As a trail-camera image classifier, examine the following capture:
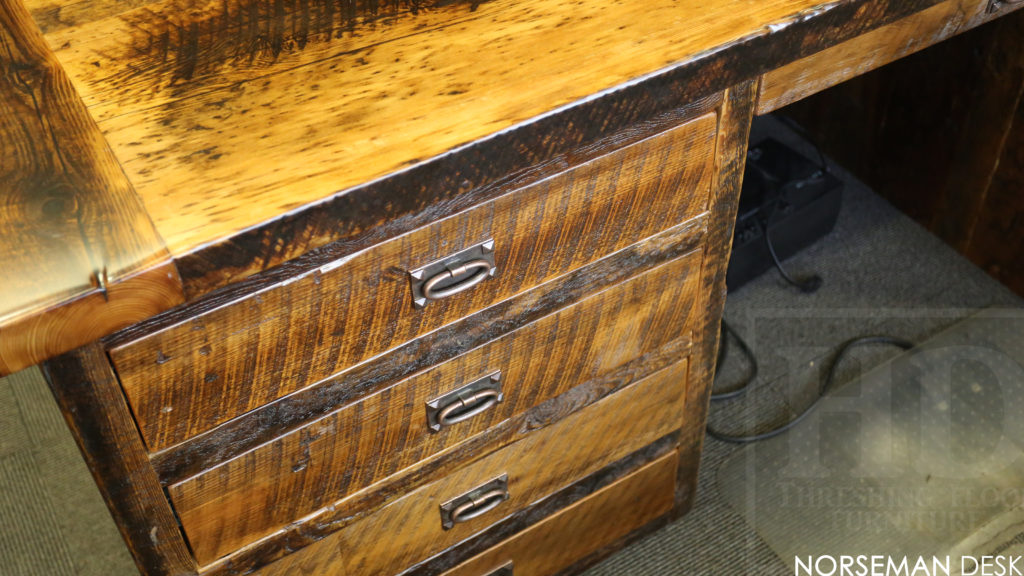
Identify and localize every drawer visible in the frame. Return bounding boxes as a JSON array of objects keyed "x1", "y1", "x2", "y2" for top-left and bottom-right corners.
[
  {"x1": 439, "y1": 450, "x2": 679, "y2": 576},
  {"x1": 168, "y1": 250, "x2": 701, "y2": 565},
  {"x1": 107, "y1": 114, "x2": 718, "y2": 452},
  {"x1": 240, "y1": 358, "x2": 689, "y2": 576}
]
